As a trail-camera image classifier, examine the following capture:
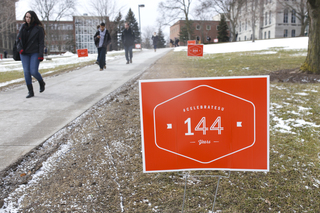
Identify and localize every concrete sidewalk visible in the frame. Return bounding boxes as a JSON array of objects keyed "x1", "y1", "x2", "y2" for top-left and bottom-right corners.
[{"x1": 0, "y1": 48, "x2": 171, "y2": 171}]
